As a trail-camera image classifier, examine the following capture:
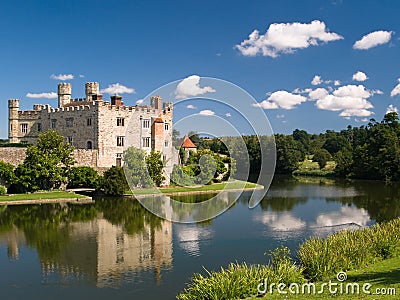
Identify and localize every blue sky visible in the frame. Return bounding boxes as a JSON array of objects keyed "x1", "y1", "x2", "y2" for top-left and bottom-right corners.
[{"x1": 1, "y1": 0, "x2": 400, "y2": 138}]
